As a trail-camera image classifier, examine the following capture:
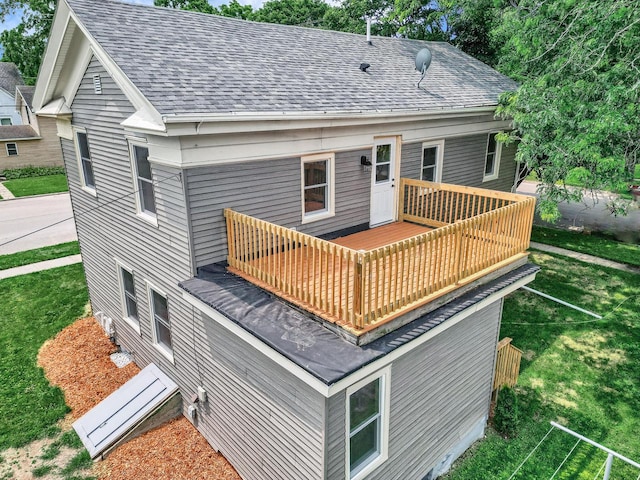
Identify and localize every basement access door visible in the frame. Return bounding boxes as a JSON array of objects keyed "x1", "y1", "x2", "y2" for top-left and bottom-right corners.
[{"x1": 73, "y1": 363, "x2": 179, "y2": 458}]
